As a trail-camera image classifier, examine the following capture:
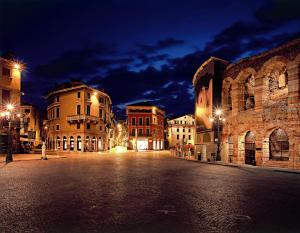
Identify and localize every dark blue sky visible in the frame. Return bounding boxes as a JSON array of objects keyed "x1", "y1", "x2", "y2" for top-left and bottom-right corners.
[{"x1": 1, "y1": 0, "x2": 300, "y2": 117}]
